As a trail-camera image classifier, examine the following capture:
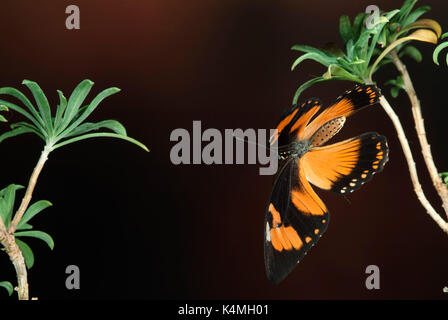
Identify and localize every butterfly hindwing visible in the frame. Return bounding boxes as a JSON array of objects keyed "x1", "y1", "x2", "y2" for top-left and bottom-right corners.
[
  {"x1": 264, "y1": 160, "x2": 330, "y2": 285},
  {"x1": 302, "y1": 132, "x2": 389, "y2": 194}
]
